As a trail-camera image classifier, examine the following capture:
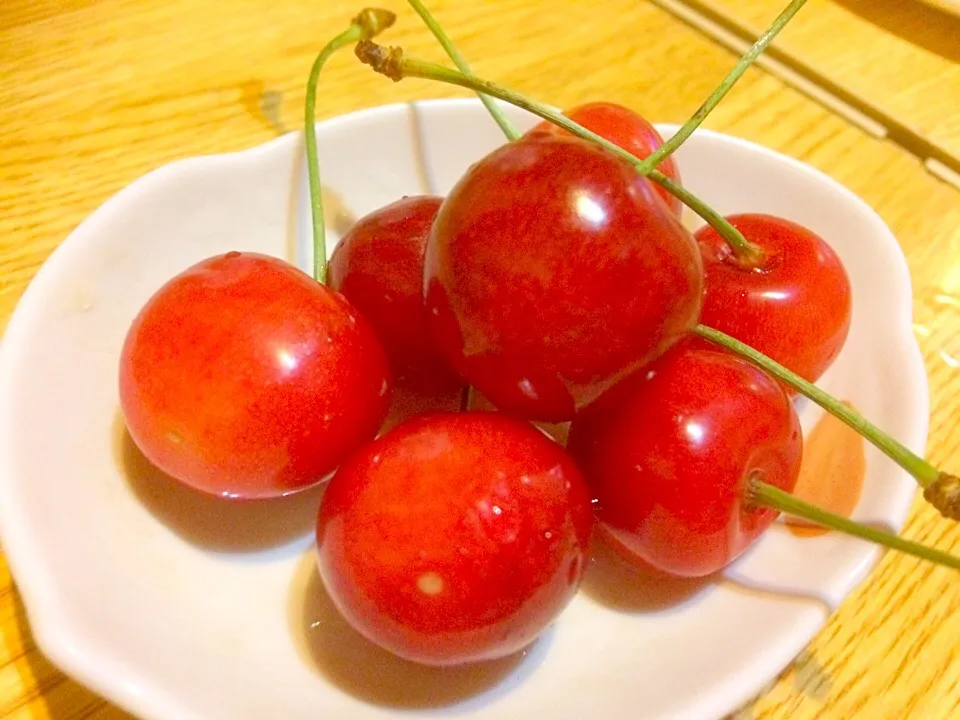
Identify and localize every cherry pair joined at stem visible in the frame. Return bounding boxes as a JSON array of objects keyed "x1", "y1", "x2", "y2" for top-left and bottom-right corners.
[
  {"x1": 117, "y1": 0, "x2": 960, "y2": 679},
  {"x1": 351, "y1": 33, "x2": 960, "y2": 521},
  {"x1": 298, "y1": 1, "x2": 960, "y2": 569},
  {"x1": 389, "y1": 1, "x2": 960, "y2": 542},
  {"x1": 290, "y1": 0, "x2": 960, "y2": 669}
]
